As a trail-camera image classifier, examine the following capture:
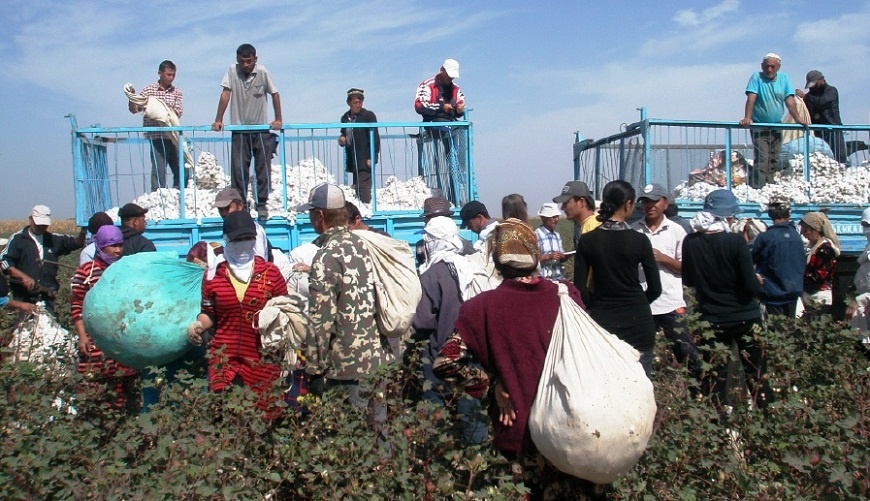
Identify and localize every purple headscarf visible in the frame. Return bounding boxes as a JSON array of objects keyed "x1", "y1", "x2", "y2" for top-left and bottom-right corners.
[{"x1": 94, "y1": 225, "x2": 123, "y2": 264}]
